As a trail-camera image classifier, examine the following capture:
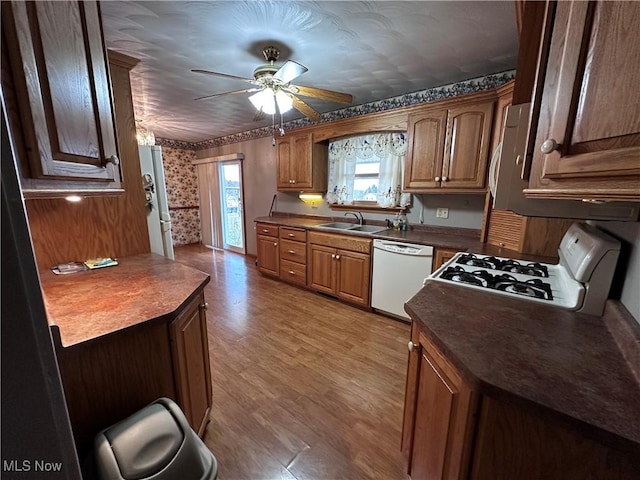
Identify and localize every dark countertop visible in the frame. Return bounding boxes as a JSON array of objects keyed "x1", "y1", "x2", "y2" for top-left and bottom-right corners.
[
  {"x1": 405, "y1": 281, "x2": 640, "y2": 454},
  {"x1": 255, "y1": 215, "x2": 557, "y2": 262},
  {"x1": 40, "y1": 253, "x2": 210, "y2": 348}
]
